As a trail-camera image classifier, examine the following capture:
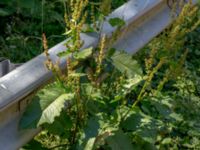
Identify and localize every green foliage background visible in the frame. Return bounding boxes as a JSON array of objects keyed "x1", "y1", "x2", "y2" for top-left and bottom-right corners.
[
  {"x1": 0, "y1": 0, "x2": 127, "y2": 63},
  {"x1": 0, "y1": 0, "x2": 67, "y2": 62}
]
